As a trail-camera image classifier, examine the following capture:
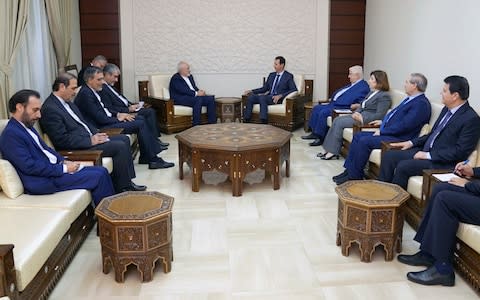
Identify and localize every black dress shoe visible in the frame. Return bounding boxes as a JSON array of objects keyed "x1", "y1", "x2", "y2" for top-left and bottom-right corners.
[
  {"x1": 332, "y1": 170, "x2": 348, "y2": 181},
  {"x1": 149, "y1": 158, "x2": 175, "y2": 169},
  {"x1": 301, "y1": 133, "x2": 319, "y2": 140},
  {"x1": 397, "y1": 251, "x2": 435, "y2": 267},
  {"x1": 158, "y1": 145, "x2": 168, "y2": 152},
  {"x1": 309, "y1": 138, "x2": 323, "y2": 146},
  {"x1": 158, "y1": 140, "x2": 170, "y2": 147},
  {"x1": 321, "y1": 153, "x2": 339, "y2": 160},
  {"x1": 122, "y1": 182, "x2": 147, "y2": 192},
  {"x1": 335, "y1": 175, "x2": 351, "y2": 185},
  {"x1": 407, "y1": 265, "x2": 455, "y2": 286},
  {"x1": 317, "y1": 152, "x2": 326, "y2": 158},
  {"x1": 260, "y1": 119, "x2": 268, "y2": 124}
]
